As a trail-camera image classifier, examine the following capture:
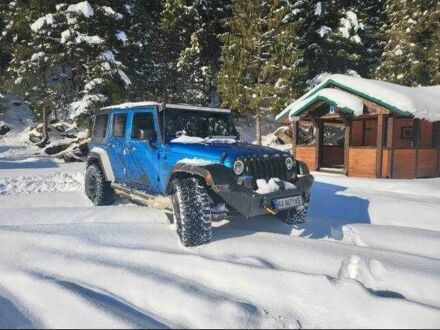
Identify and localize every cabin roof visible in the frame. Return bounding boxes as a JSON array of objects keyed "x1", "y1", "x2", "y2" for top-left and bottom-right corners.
[{"x1": 276, "y1": 74, "x2": 440, "y2": 122}]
